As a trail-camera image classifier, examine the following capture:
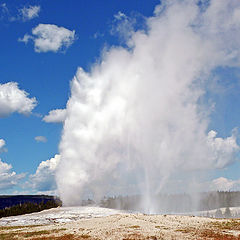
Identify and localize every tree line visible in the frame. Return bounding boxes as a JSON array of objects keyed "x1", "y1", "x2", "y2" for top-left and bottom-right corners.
[
  {"x1": 0, "y1": 200, "x2": 62, "y2": 218},
  {"x1": 98, "y1": 191, "x2": 240, "y2": 214}
]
